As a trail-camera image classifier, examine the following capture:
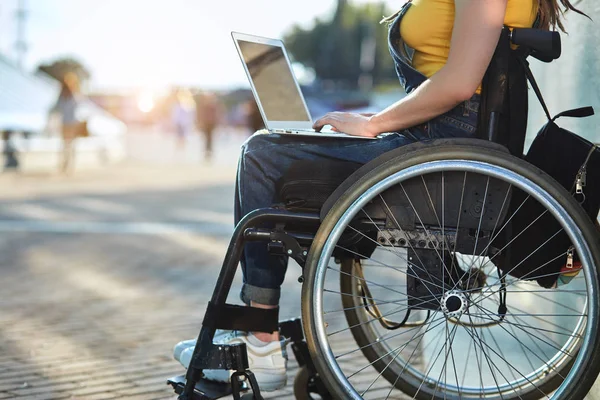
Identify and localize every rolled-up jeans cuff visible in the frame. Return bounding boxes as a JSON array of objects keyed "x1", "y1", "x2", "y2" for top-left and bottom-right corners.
[{"x1": 240, "y1": 283, "x2": 280, "y2": 306}]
